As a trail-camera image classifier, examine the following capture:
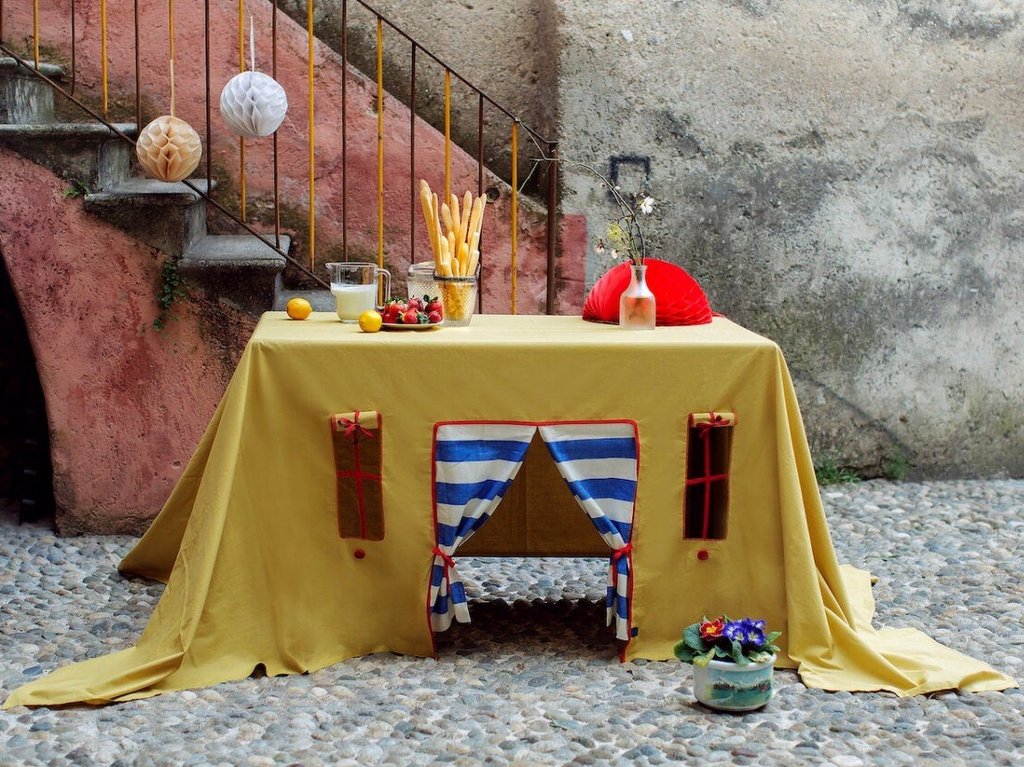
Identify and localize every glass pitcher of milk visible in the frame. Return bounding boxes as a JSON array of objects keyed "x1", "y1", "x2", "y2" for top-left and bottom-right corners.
[{"x1": 326, "y1": 262, "x2": 391, "y2": 322}]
